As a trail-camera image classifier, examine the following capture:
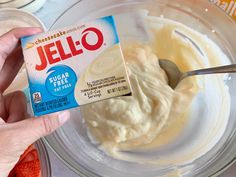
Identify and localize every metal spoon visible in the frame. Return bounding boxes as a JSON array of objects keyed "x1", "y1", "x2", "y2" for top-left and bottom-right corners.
[{"x1": 159, "y1": 59, "x2": 236, "y2": 89}]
